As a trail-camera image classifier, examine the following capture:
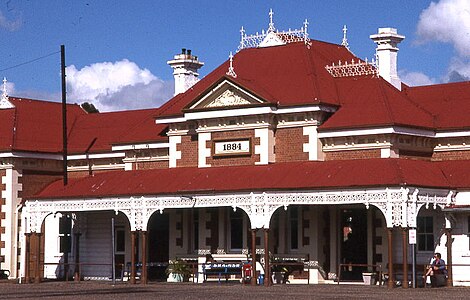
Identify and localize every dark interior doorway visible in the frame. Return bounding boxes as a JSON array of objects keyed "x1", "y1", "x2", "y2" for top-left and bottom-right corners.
[
  {"x1": 340, "y1": 208, "x2": 367, "y2": 281},
  {"x1": 147, "y1": 212, "x2": 169, "y2": 281}
]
